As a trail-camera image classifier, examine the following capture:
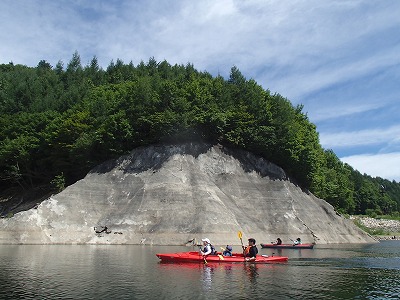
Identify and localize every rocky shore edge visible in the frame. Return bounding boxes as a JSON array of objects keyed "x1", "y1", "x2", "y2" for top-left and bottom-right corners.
[{"x1": 350, "y1": 216, "x2": 400, "y2": 241}]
